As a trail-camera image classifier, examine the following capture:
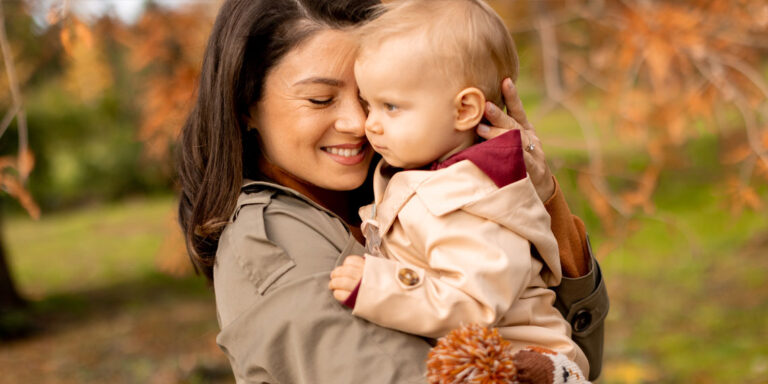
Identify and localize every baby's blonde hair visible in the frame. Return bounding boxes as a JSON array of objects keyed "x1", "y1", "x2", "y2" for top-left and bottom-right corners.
[{"x1": 356, "y1": 0, "x2": 518, "y2": 106}]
